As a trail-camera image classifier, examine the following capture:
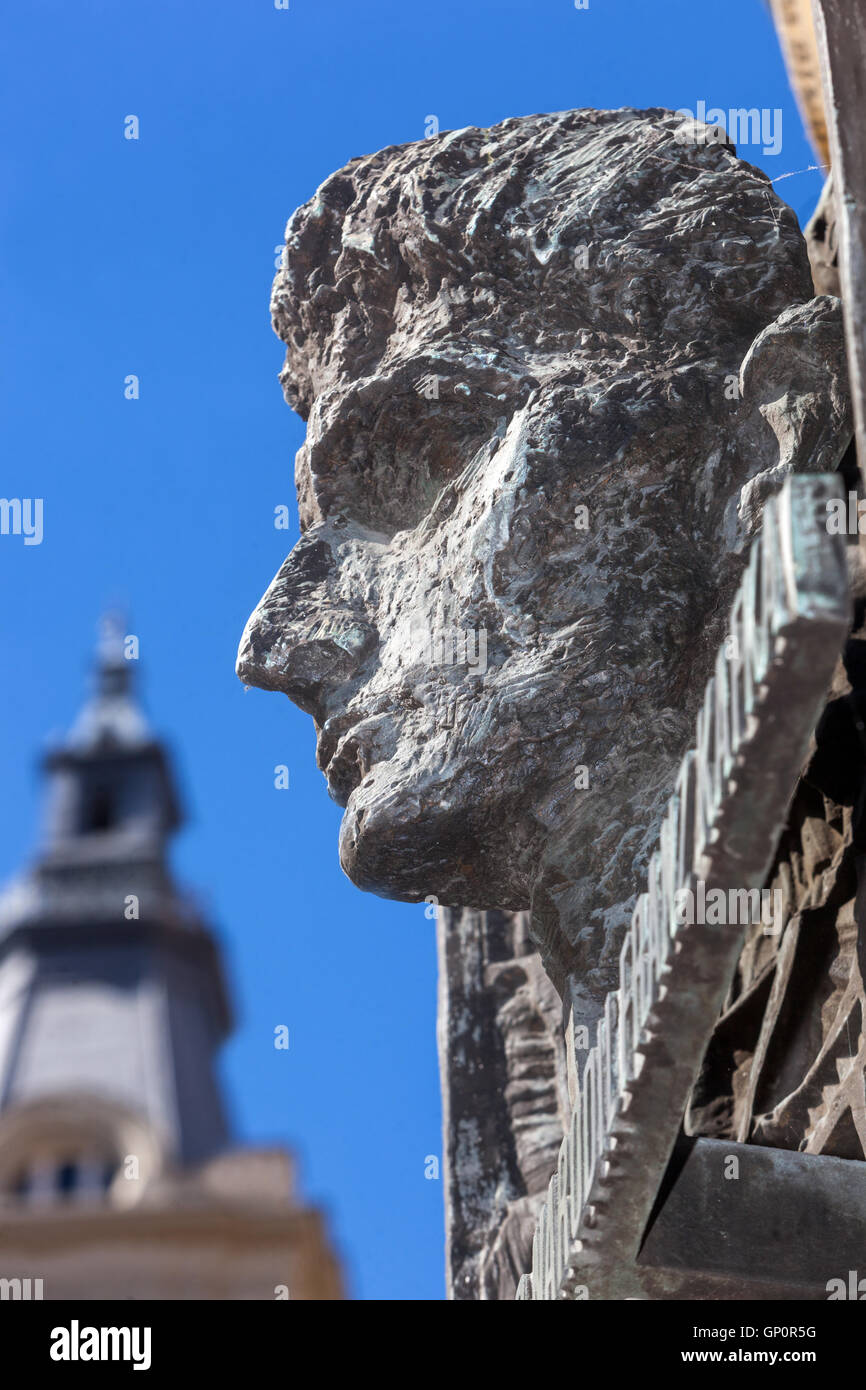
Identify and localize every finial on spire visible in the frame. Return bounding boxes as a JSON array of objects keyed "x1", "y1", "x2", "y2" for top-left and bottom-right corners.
[{"x1": 96, "y1": 611, "x2": 132, "y2": 699}]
